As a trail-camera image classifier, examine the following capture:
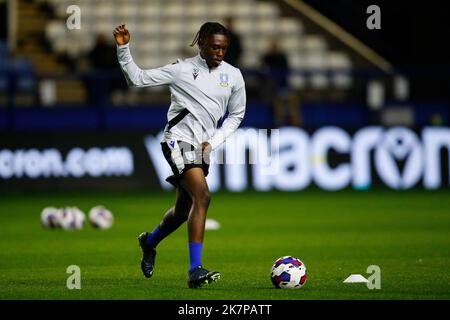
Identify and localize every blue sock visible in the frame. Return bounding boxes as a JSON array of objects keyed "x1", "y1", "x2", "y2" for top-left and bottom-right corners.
[
  {"x1": 189, "y1": 242, "x2": 203, "y2": 273},
  {"x1": 146, "y1": 225, "x2": 164, "y2": 248}
]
